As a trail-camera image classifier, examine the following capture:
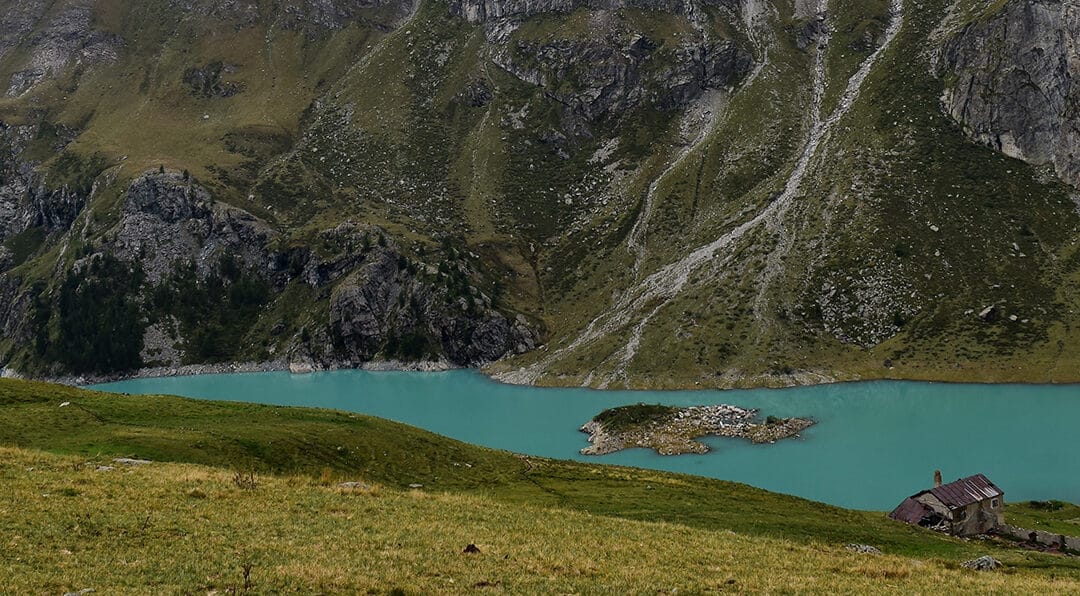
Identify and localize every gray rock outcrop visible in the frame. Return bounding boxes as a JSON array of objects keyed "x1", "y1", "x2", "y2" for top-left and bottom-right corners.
[
  {"x1": 183, "y1": 62, "x2": 244, "y2": 98},
  {"x1": 962, "y1": 555, "x2": 1002, "y2": 571},
  {"x1": 0, "y1": 121, "x2": 89, "y2": 244},
  {"x1": 165, "y1": 0, "x2": 413, "y2": 32},
  {"x1": 3, "y1": 0, "x2": 121, "y2": 96},
  {"x1": 0, "y1": 272, "x2": 32, "y2": 348},
  {"x1": 111, "y1": 171, "x2": 279, "y2": 283},
  {"x1": 941, "y1": 0, "x2": 1080, "y2": 187},
  {"x1": 450, "y1": 0, "x2": 687, "y2": 23},
  {"x1": 496, "y1": 35, "x2": 750, "y2": 129},
  {"x1": 329, "y1": 245, "x2": 537, "y2": 366}
]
